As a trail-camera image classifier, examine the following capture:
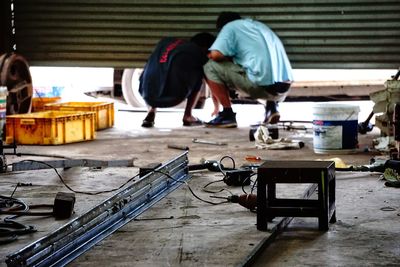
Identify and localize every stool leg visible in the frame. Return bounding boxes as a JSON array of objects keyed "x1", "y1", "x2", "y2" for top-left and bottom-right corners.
[
  {"x1": 257, "y1": 175, "x2": 268, "y2": 231},
  {"x1": 267, "y1": 182, "x2": 276, "y2": 222},
  {"x1": 329, "y1": 173, "x2": 337, "y2": 224},
  {"x1": 318, "y1": 171, "x2": 329, "y2": 231},
  {"x1": 329, "y1": 210, "x2": 337, "y2": 223}
]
